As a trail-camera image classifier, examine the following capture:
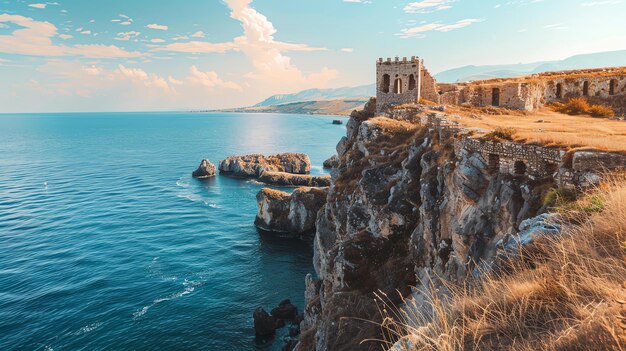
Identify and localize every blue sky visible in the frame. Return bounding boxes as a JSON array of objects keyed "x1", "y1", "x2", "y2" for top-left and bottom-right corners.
[{"x1": 0, "y1": 0, "x2": 624, "y2": 112}]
